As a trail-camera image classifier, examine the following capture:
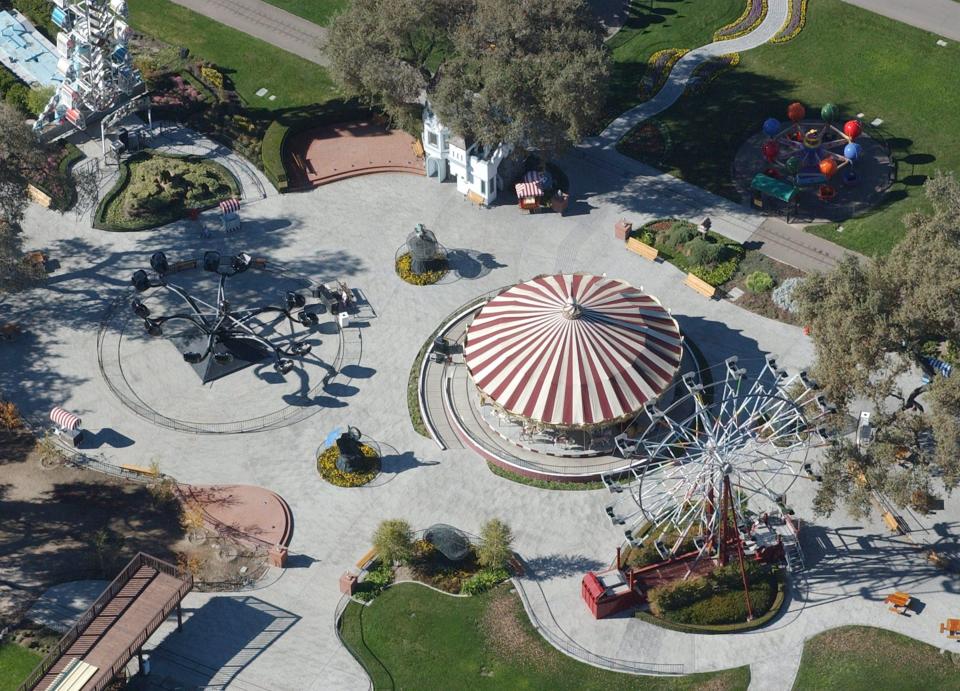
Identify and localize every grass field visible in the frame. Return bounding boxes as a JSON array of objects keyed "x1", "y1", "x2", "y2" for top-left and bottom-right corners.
[
  {"x1": 792, "y1": 626, "x2": 960, "y2": 690},
  {"x1": 260, "y1": 0, "x2": 348, "y2": 26},
  {"x1": 0, "y1": 643, "x2": 41, "y2": 691},
  {"x1": 604, "y1": 0, "x2": 743, "y2": 123},
  {"x1": 339, "y1": 582, "x2": 750, "y2": 690},
  {"x1": 128, "y1": 0, "x2": 339, "y2": 111},
  {"x1": 620, "y1": 0, "x2": 960, "y2": 256}
]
